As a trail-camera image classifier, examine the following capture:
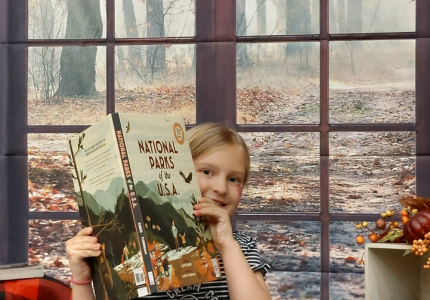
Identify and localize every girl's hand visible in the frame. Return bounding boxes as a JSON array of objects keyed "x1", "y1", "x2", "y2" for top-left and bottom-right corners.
[
  {"x1": 193, "y1": 197, "x2": 235, "y2": 253},
  {"x1": 66, "y1": 227, "x2": 101, "y2": 282}
]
